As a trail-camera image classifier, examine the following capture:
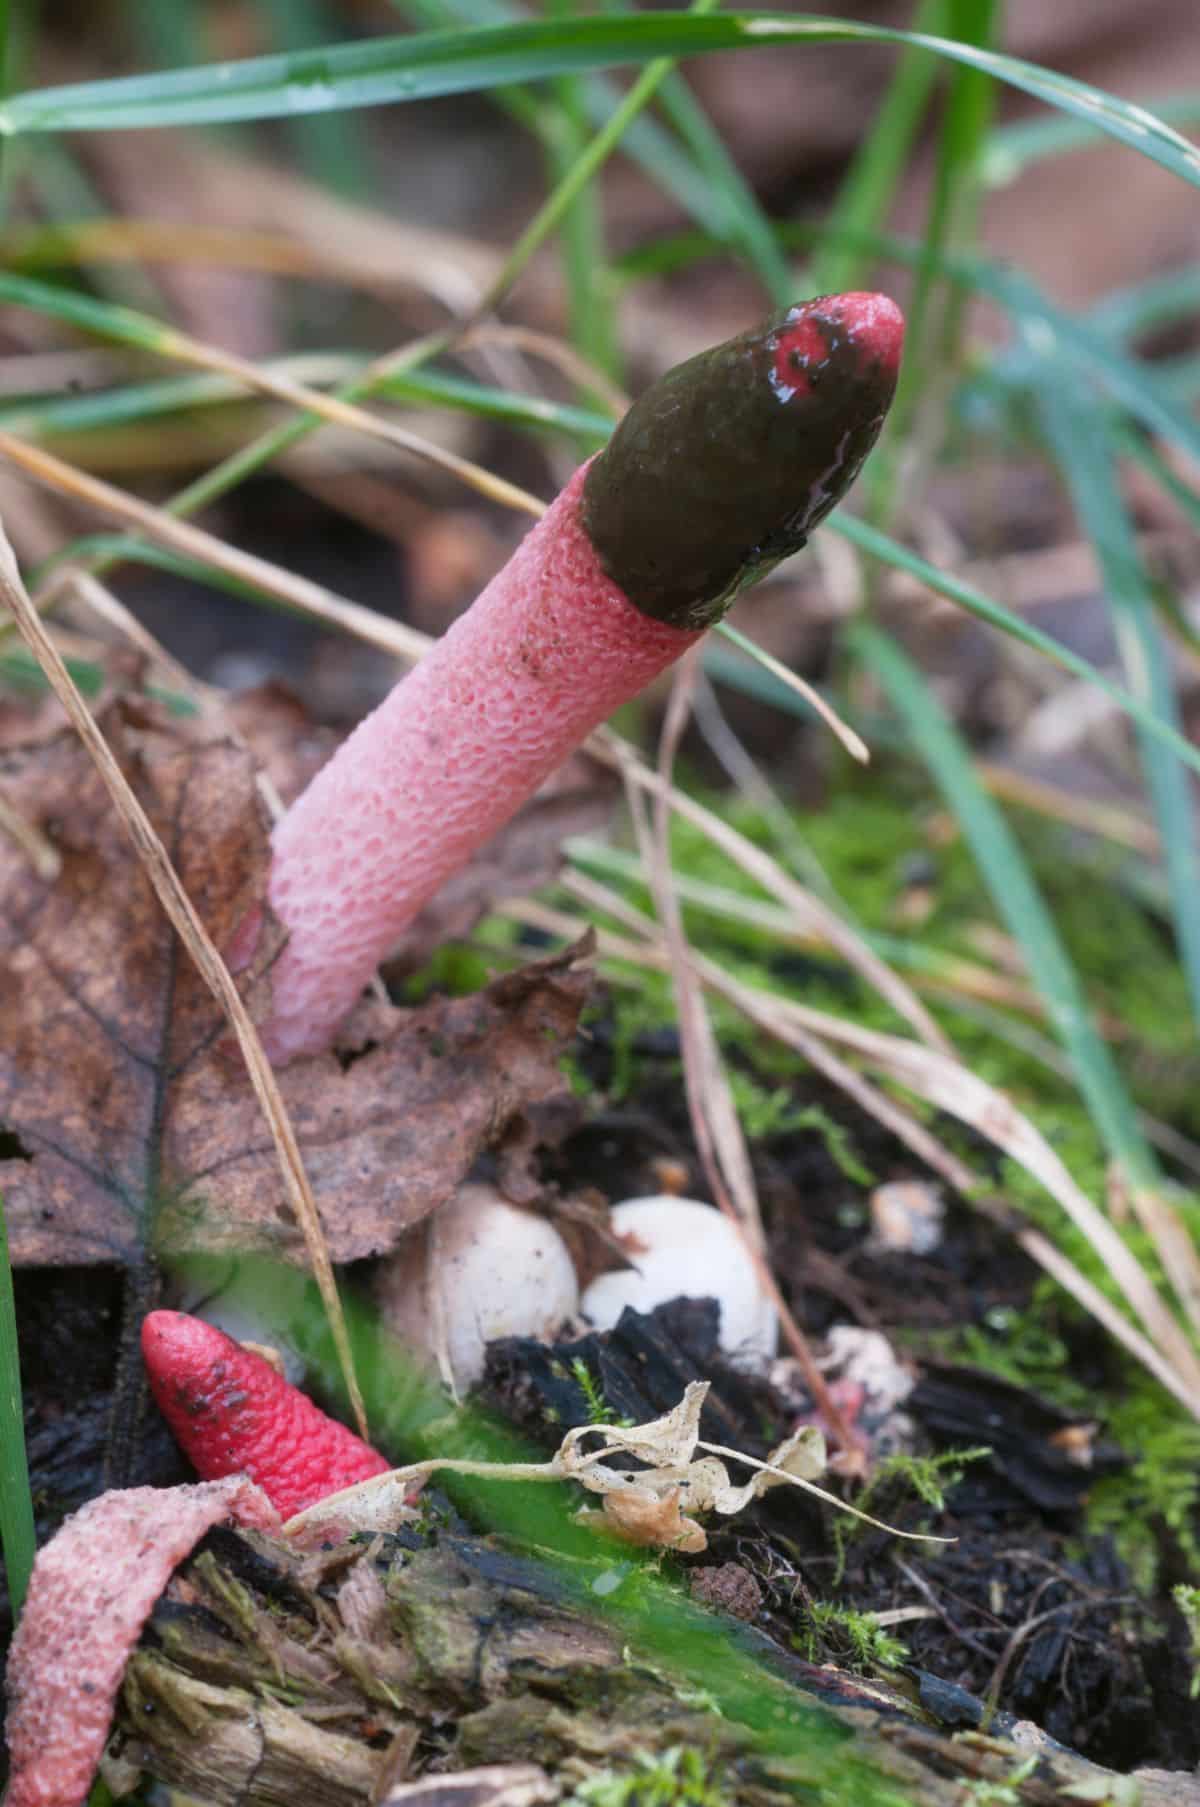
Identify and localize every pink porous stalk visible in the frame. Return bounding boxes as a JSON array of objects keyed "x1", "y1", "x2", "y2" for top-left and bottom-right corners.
[
  {"x1": 265, "y1": 464, "x2": 697, "y2": 1059},
  {"x1": 264, "y1": 293, "x2": 904, "y2": 1061},
  {"x1": 5, "y1": 1478, "x2": 279, "y2": 1807}
]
